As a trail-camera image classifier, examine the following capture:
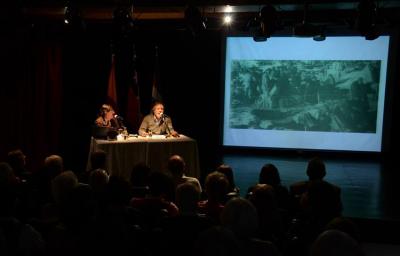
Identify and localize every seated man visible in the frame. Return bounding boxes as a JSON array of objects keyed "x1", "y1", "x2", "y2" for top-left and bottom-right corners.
[{"x1": 138, "y1": 101, "x2": 179, "y2": 137}]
